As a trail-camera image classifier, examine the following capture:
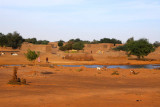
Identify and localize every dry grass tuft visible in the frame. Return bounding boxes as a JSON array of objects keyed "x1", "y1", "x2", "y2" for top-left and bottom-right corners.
[{"x1": 8, "y1": 67, "x2": 27, "y2": 85}]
